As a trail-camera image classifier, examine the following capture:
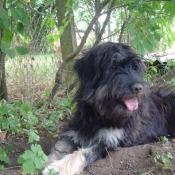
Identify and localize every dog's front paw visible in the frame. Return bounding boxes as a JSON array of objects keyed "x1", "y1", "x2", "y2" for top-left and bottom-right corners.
[{"x1": 42, "y1": 151, "x2": 85, "y2": 175}]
